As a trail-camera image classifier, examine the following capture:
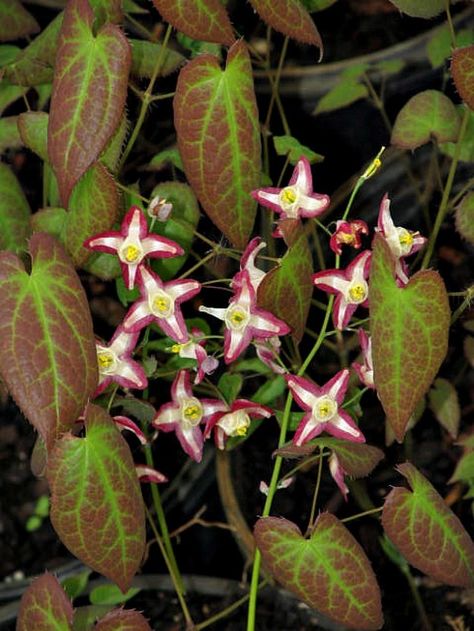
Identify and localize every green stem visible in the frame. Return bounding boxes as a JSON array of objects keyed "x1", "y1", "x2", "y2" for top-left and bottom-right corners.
[
  {"x1": 340, "y1": 506, "x2": 383, "y2": 523},
  {"x1": 421, "y1": 107, "x2": 470, "y2": 269},
  {"x1": 264, "y1": 36, "x2": 289, "y2": 132},
  {"x1": 402, "y1": 565, "x2": 432, "y2": 631},
  {"x1": 178, "y1": 249, "x2": 218, "y2": 279},
  {"x1": 195, "y1": 580, "x2": 267, "y2": 630},
  {"x1": 305, "y1": 447, "x2": 324, "y2": 536},
  {"x1": 445, "y1": 0, "x2": 457, "y2": 49},
  {"x1": 450, "y1": 286, "x2": 474, "y2": 324}
]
